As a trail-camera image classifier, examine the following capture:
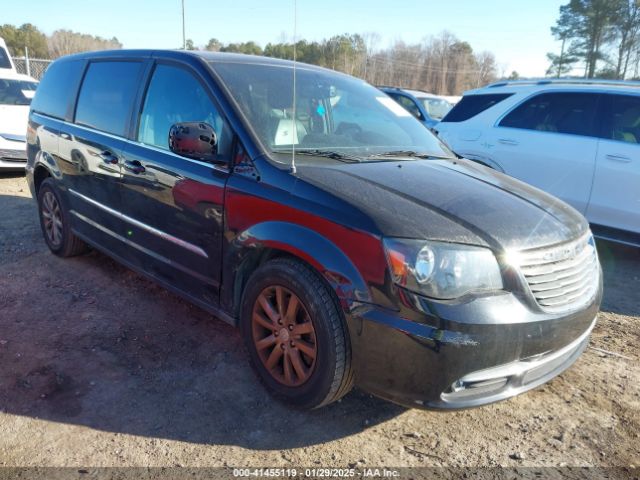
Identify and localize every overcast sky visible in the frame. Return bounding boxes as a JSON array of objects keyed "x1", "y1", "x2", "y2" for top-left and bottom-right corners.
[{"x1": 3, "y1": 0, "x2": 568, "y2": 77}]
